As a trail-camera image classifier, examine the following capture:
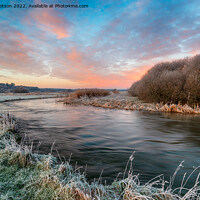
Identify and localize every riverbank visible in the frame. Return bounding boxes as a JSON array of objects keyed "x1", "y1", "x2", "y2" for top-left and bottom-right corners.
[
  {"x1": 64, "y1": 92, "x2": 200, "y2": 114},
  {"x1": 0, "y1": 92, "x2": 65, "y2": 103},
  {"x1": 1, "y1": 112, "x2": 198, "y2": 199}
]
